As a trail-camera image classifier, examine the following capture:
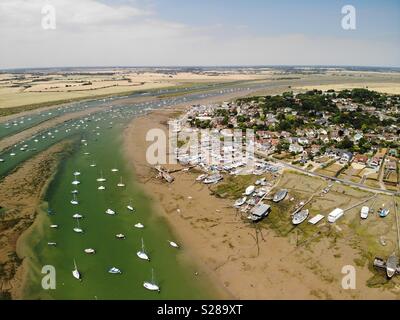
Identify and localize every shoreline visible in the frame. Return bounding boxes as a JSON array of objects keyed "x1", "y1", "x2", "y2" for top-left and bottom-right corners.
[{"x1": 123, "y1": 105, "x2": 399, "y2": 299}]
